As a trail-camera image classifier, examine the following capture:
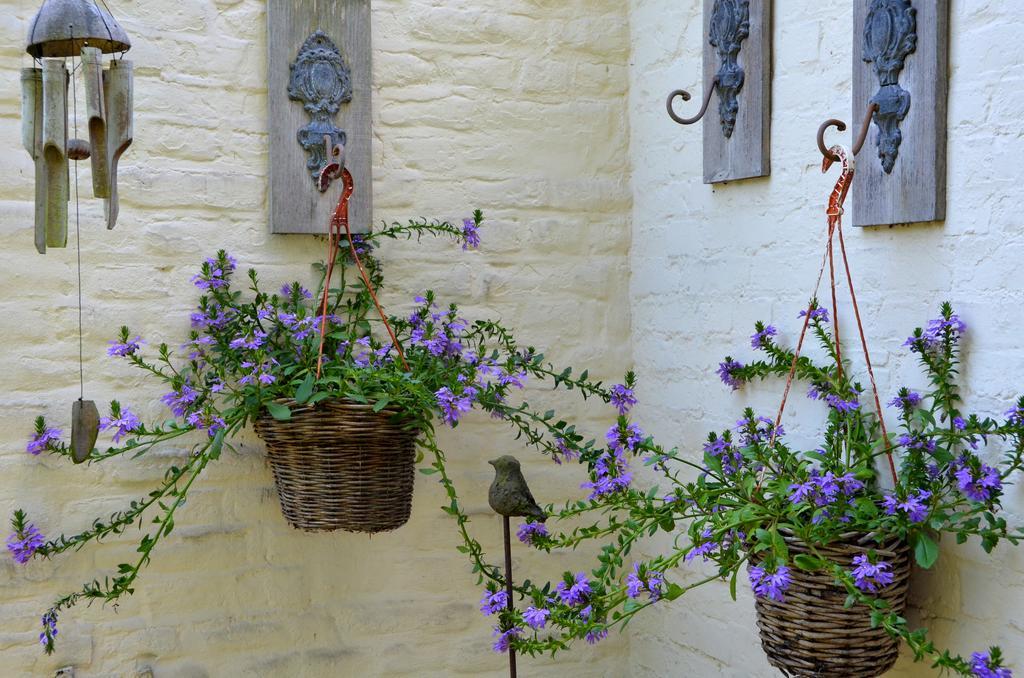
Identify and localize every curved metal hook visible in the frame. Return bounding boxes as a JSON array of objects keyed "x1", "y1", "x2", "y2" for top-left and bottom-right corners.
[
  {"x1": 817, "y1": 103, "x2": 880, "y2": 162},
  {"x1": 817, "y1": 119, "x2": 847, "y2": 163},
  {"x1": 666, "y1": 77, "x2": 718, "y2": 126}
]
